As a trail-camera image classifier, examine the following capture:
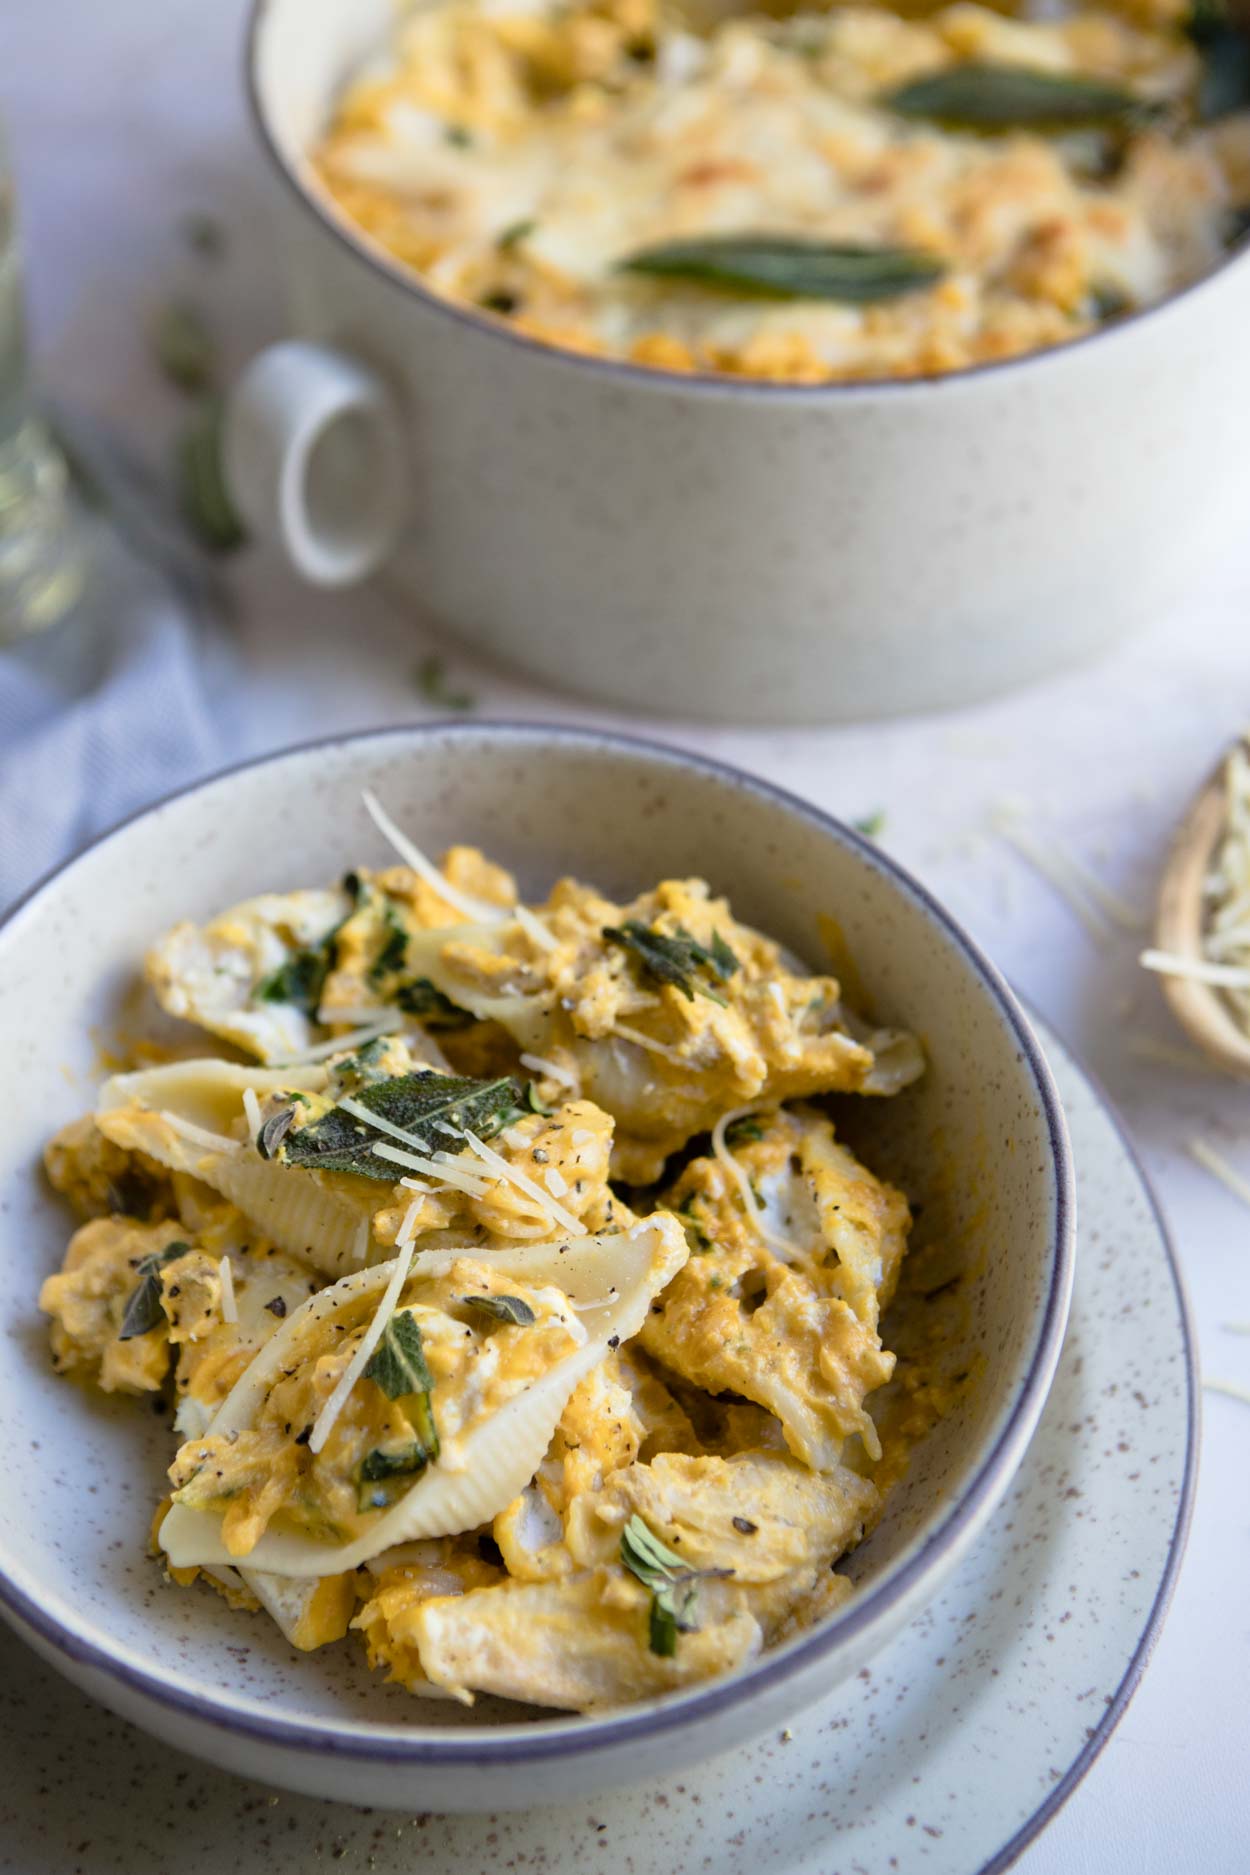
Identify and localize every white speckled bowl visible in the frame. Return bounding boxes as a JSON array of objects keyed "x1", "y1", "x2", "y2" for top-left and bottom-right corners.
[{"x1": 0, "y1": 723, "x2": 1074, "y2": 1810}]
